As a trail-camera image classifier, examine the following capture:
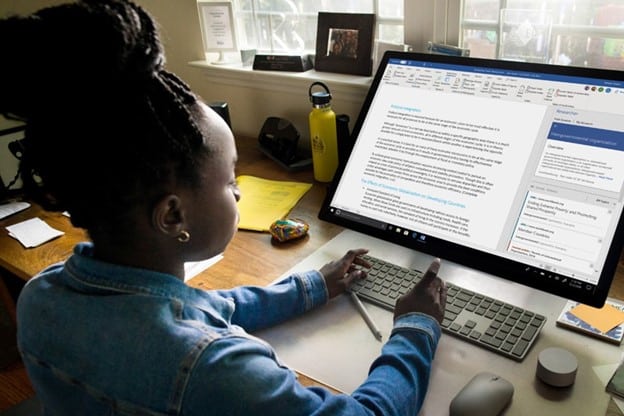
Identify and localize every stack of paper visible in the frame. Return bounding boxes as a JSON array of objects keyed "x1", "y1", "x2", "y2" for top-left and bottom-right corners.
[
  {"x1": 556, "y1": 299, "x2": 624, "y2": 344},
  {"x1": 236, "y1": 175, "x2": 312, "y2": 232},
  {"x1": 6, "y1": 217, "x2": 64, "y2": 248}
]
